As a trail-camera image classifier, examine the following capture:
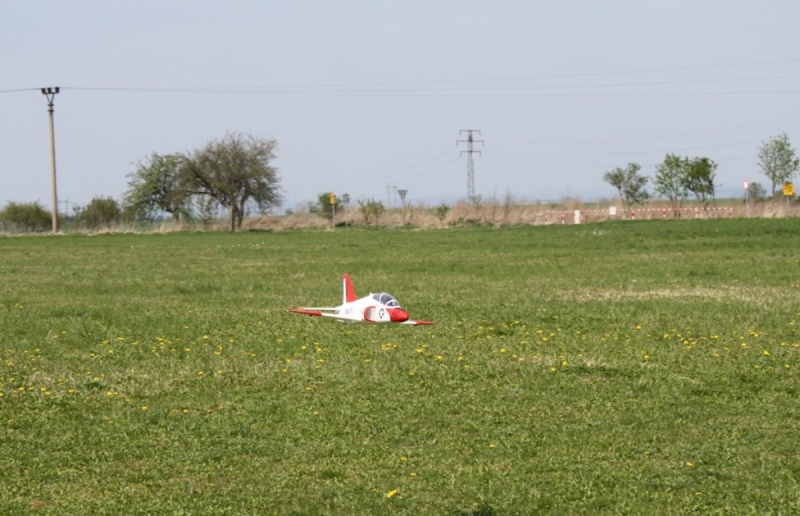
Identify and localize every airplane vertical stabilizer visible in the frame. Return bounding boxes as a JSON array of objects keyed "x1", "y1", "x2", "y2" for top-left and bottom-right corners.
[{"x1": 343, "y1": 274, "x2": 357, "y2": 303}]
